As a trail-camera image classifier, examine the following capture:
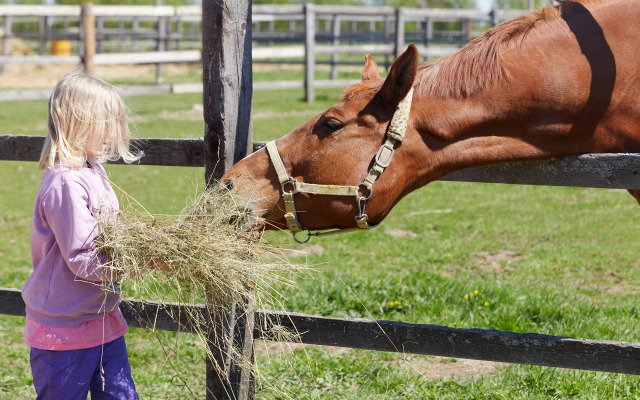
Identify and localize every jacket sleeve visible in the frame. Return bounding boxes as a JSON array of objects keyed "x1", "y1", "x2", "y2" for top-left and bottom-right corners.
[{"x1": 41, "y1": 180, "x2": 108, "y2": 283}]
